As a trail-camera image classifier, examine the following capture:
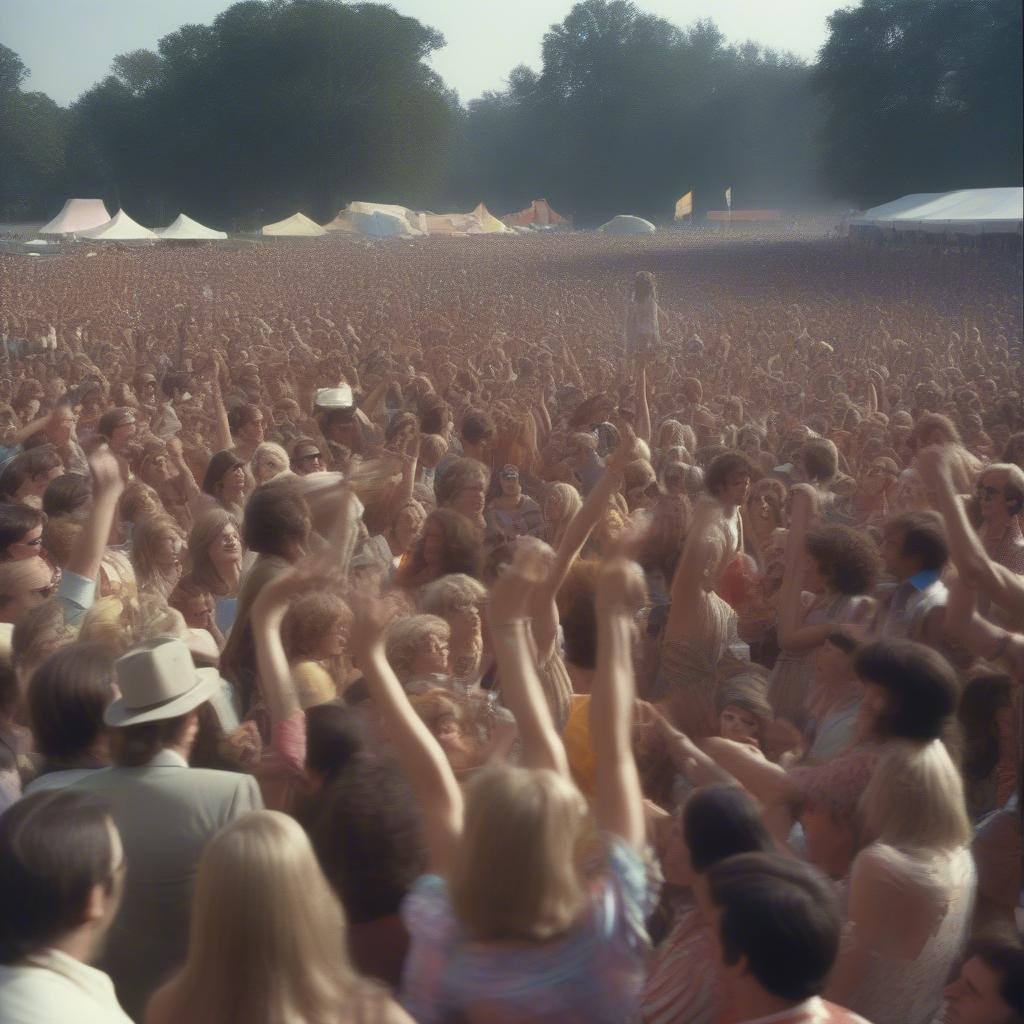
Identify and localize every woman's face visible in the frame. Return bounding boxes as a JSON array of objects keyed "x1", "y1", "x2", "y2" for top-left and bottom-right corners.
[
  {"x1": 208, "y1": 522, "x2": 242, "y2": 567},
  {"x1": 156, "y1": 529, "x2": 184, "y2": 568},
  {"x1": 499, "y1": 474, "x2": 521, "y2": 499},
  {"x1": 318, "y1": 613, "x2": 351, "y2": 659},
  {"x1": 719, "y1": 704, "x2": 758, "y2": 745},
  {"x1": 453, "y1": 481, "x2": 487, "y2": 519},
  {"x1": 221, "y1": 465, "x2": 247, "y2": 498},
  {"x1": 543, "y1": 492, "x2": 563, "y2": 523},
  {"x1": 414, "y1": 631, "x2": 450, "y2": 677},
  {"x1": 977, "y1": 472, "x2": 1011, "y2": 523},
  {"x1": 145, "y1": 454, "x2": 172, "y2": 483},
  {"x1": 864, "y1": 461, "x2": 895, "y2": 497},
  {"x1": 422, "y1": 521, "x2": 445, "y2": 568},
  {"x1": 255, "y1": 452, "x2": 286, "y2": 483},
  {"x1": 6, "y1": 523, "x2": 44, "y2": 561},
  {"x1": 856, "y1": 680, "x2": 889, "y2": 739}
]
